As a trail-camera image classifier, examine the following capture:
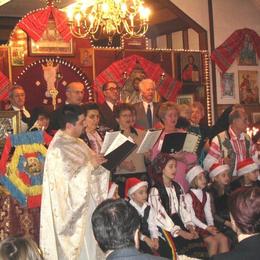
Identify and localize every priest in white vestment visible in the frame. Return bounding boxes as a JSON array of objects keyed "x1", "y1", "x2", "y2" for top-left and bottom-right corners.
[{"x1": 40, "y1": 105, "x2": 109, "y2": 260}]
